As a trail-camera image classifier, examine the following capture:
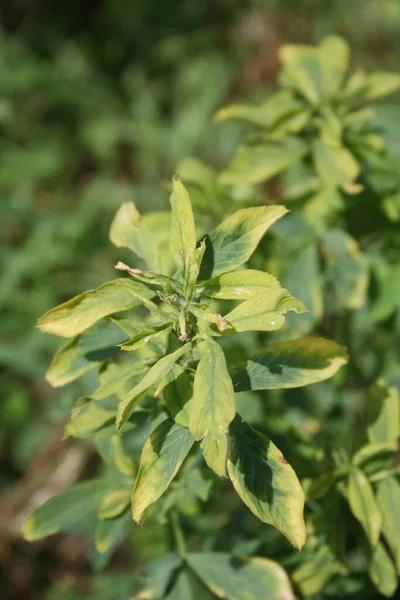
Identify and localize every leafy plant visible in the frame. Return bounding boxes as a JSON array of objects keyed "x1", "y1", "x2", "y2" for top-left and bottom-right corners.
[{"x1": 23, "y1": 179, "x2": 347, "y2": 597}]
